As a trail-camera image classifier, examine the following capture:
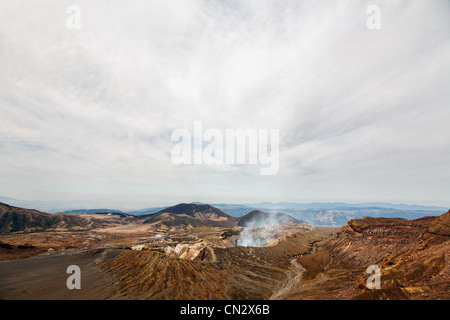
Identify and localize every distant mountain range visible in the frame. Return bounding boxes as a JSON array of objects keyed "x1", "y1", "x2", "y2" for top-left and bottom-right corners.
[
  {"x1": 0, "y1": 202, "x2": 310, "y2": 233},
  {"x1": 61, "y1": 209, "x2": 132, "y2": 218},
  {"x1": 139, "y1": 203, "x2": 311, "y2": 229},
  {"x1": 212, "y1": 201, "x2": 447, "y2": 213},
  {"x1": 140, "y1": 203, "x2": 239, "y2": 228},
  {"x1": 0, "y1": 202, "x2": 92, "y2": 233},
  {"x1": 0, "y1": 196, "x2": 448, "y2": 227},
  {"x1": 192, "y1": 202, "x2": 448, "y2": 226},
  {"x1": 244, "y1": 201, "x2": 447, "y2": 212},
  {"x1": 1, "y1": 199, "x2": 449, "y2": 236}
]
